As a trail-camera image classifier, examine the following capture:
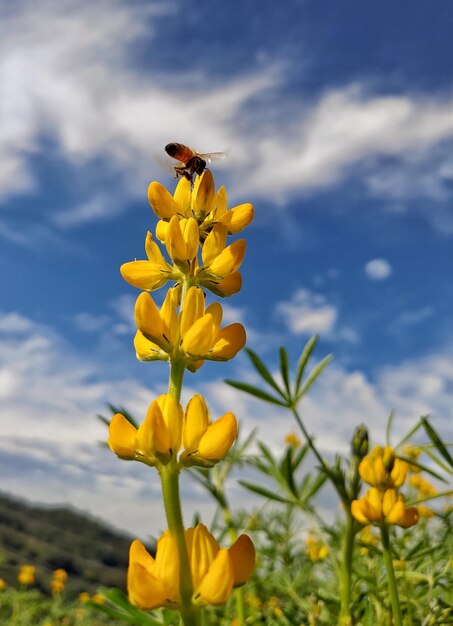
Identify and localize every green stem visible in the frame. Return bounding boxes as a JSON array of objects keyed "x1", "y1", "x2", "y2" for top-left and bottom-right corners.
[
  {"x1": 168, "y1": 359, "x2": 185, "y2": 403},
  {"x1": 339, "y1": 509, "x2": 354, "y2": 626},
  {"x1": 380, "y1": 523, "x2": 403, "y2": 626}
]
